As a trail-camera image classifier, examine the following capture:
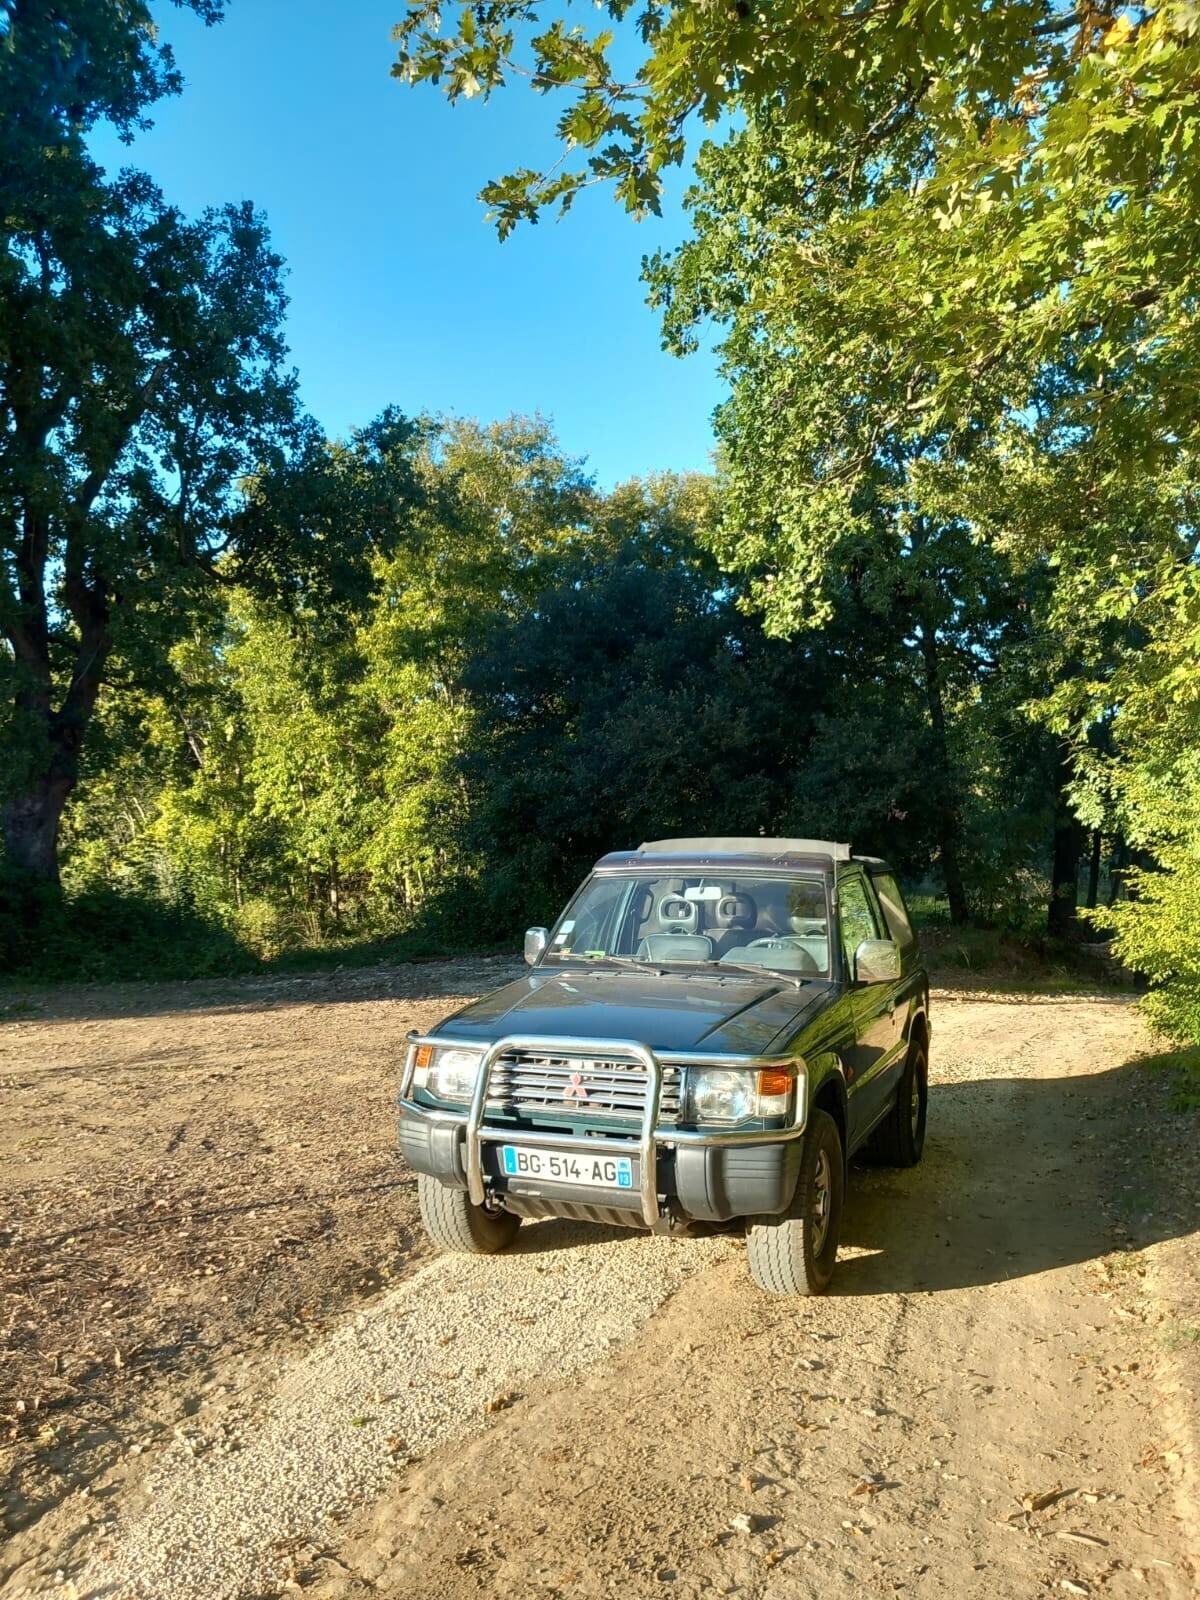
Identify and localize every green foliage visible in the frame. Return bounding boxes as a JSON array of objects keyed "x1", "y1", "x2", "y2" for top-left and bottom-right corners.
[
  {"x1": 56, "y1": 415, "x2": 605, "y2": 961},
  {"x1": 1103, "y1": 759, "x2": 1200, "y2": 1044},
  {"x1": 0, "y1": 1, "x2": 225, "y2": 144},
  {"x1": 455, "y1": 474, "x2": 772, "y2": 927},
  {"x1": 11, "y1": 0, "x2": 1197, "y2": 1015}
]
